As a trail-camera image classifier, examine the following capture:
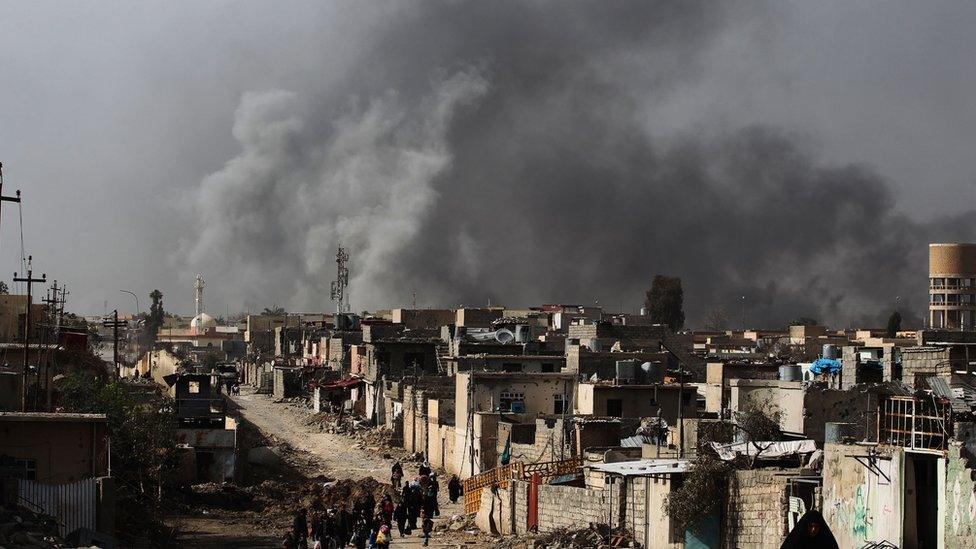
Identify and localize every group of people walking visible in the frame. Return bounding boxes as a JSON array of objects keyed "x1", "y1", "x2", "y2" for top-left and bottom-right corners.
[{"x1": 283, "y1": 461, "x2": 463, "y2": 548}]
